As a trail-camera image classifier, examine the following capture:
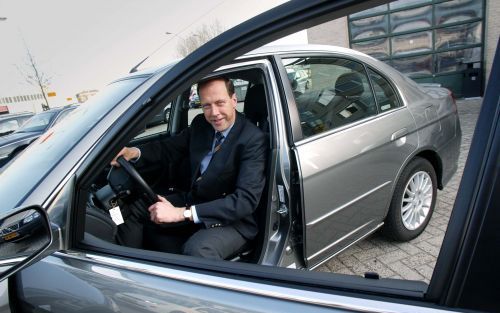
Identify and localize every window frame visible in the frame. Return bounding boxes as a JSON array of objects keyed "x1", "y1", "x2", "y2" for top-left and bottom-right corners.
[{"x1": 365, "y1": 65, "x2": 403, "y2": 114}]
